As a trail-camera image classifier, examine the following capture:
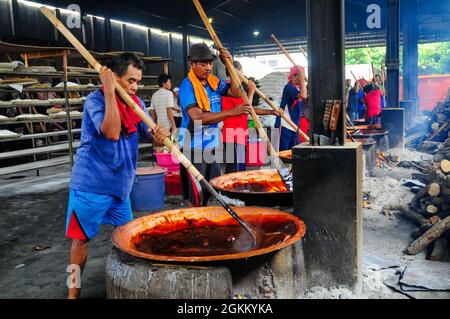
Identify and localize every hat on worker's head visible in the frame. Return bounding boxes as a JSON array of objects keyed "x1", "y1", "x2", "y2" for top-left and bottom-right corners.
[{"x1": 188, "y1": 43, "x2": 217, "y2": 62}]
